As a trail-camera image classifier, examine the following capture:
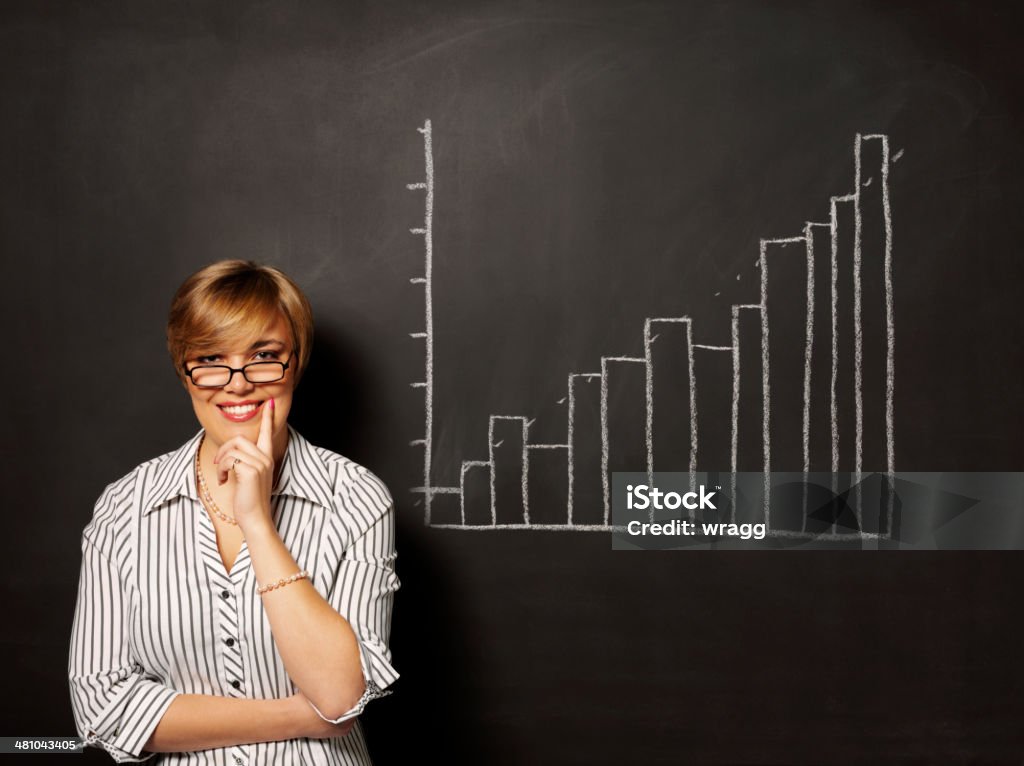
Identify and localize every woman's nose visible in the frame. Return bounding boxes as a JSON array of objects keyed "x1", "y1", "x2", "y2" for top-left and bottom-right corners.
[{"x1": 223, "y1": 369, "x2": 255, "y2": 393}]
